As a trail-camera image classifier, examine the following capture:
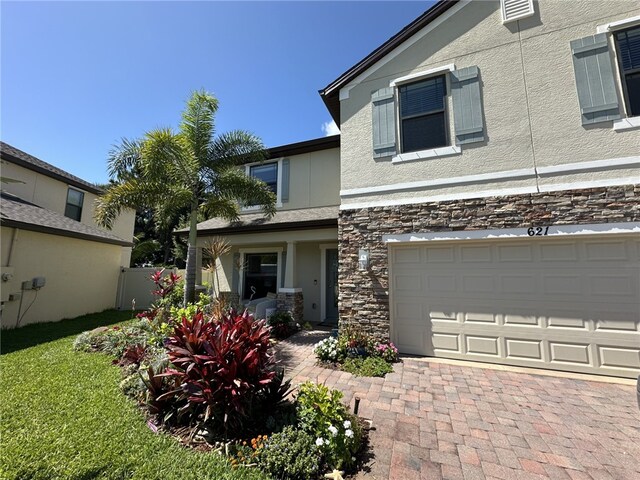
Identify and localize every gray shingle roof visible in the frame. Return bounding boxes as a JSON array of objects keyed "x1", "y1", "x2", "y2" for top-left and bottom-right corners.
[
  {"x1": 180, "y1": 205, "x2": 339, "y2": 235},
  {"x1": 0, "y1": 142, "x2": 103, "y2": 194},
  {"x1": 1, "y1": 192, "x2": 132, "y2": 246}
]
